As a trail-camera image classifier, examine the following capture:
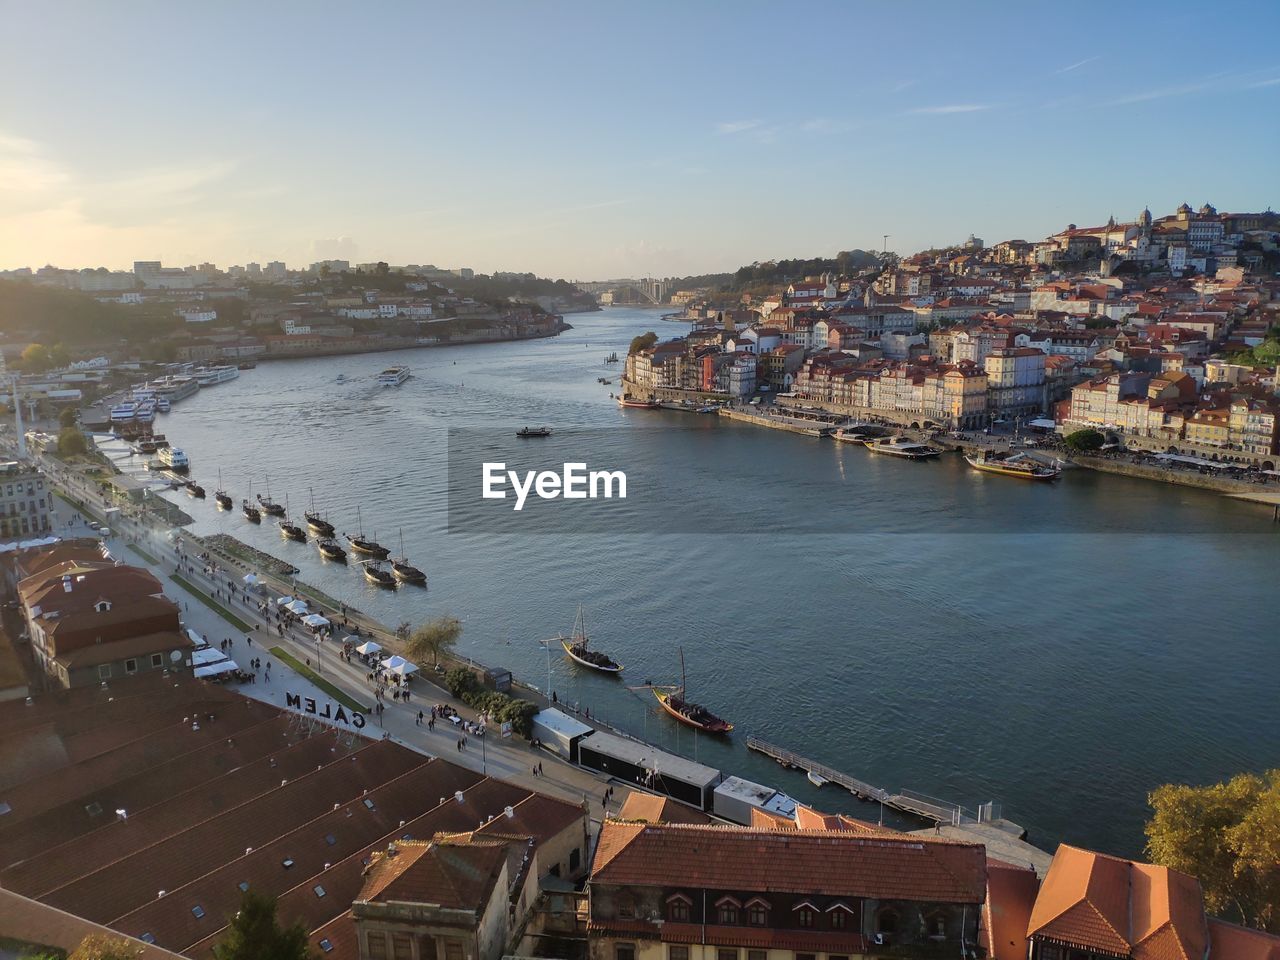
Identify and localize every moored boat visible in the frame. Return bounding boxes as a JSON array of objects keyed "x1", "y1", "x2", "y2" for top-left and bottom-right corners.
[
  {"x1": 516, "y1": 426, "x2": 552, "y2": 438},
  {"x1": 185, "y1": 481, "x2": 205, "y2": 499},
  {"x1": 214, "y1": 469, "x2": 232, "y2": 510},
  {"x1": 965, "y1": 451, "x2": 1061, "y2": 480},
  {"x1": 304, "y1": 487, "x2": 335, "y2": 535},
  {"x1": 651, "y1": 649, "x2": 732, "y2": 734},
  {"x1": 317, "y1": 538, "x2": 347, "y2": 562},
  {"x1": 157, "y1": 447, "x2": 189, "y2": 473},
  {"x1": 863, "y1": 436, "x2": 940, "y2": 459},
  {"x1": 362, "y1": 560, "x2": 397, "y2": 588},
  {"x1": 555, "y1": 605, "x2": 622, "y2": 674},
  {"x1": 390, "y1": 530, "x2": 426, "y2": 584},
  {"x1": 618, "y1": 396, "x2": 660, "y2": 409},
  {"x1": 278, "y1": 495, "x2": 307, "y2": 541},
  {"x1": 346, "y1": 507, "x2": 390, "y2": 558},
  {"x1": 242, "y1": 500, "x2": 262, "y2": 523},
  {"x1": 193, "y1": 365, "x2": 240, "y2": 386}
]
